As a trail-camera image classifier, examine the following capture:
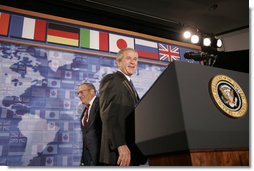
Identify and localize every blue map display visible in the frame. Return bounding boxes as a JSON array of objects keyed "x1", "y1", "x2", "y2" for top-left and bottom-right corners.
[{"x1": 0, "y1": 42, "x2": 168, "y2": 166}]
